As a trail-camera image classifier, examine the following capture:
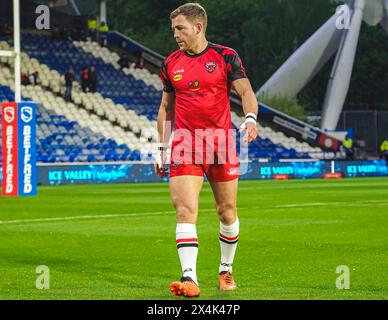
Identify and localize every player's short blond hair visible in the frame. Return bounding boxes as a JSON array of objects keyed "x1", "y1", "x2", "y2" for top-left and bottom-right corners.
[{"x1": 170, "y1": 3, "x2": 208, "y2": 33}]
